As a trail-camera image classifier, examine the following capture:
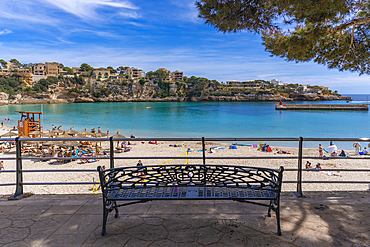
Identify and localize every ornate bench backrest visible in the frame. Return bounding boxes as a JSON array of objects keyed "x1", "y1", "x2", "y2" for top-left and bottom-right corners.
[{"x1": 97, "y1": 165, "x2": 284, "y2": 195}]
